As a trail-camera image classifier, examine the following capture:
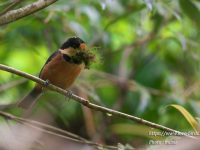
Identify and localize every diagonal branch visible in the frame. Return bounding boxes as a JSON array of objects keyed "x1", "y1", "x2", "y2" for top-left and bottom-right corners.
[
  {"x1": 0, "y1": 111, "x2": 119, "y2": 150},
  {"x1": 0, "y1": 0, "x2": 58, "y2": 26},
  {"x1": 0, "y1": 0, "x2": 22, "y2": 16},
  {"x1": 0, "y1": 64, "x2": 195, "y2": 138}
]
